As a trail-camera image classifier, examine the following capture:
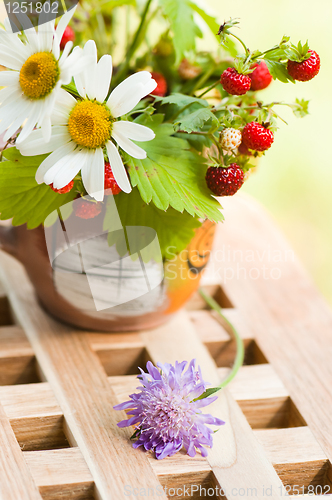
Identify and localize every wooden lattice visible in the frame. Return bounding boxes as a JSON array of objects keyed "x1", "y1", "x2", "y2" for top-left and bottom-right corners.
[{"x1": 0, "y1": 194, "x2": 331, "y2": 500}]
